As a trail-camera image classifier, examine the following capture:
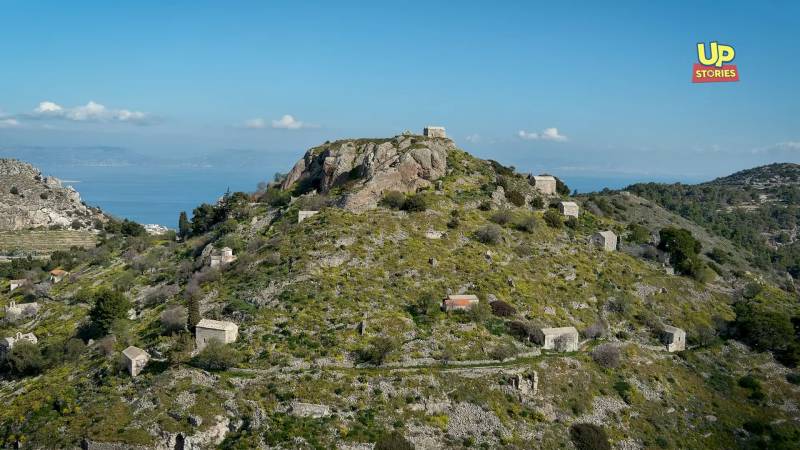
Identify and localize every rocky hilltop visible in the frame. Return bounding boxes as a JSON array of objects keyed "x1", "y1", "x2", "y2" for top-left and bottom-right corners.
[
  {"x1": 281, "y1": 134, "x2": 451, "y2": 211},
  {"x1": 0, "y1": 159, "x2": 106, "y2": 231},
  {"x1": 1, "y1": 139, "x2": 799, "y2": 449}
]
